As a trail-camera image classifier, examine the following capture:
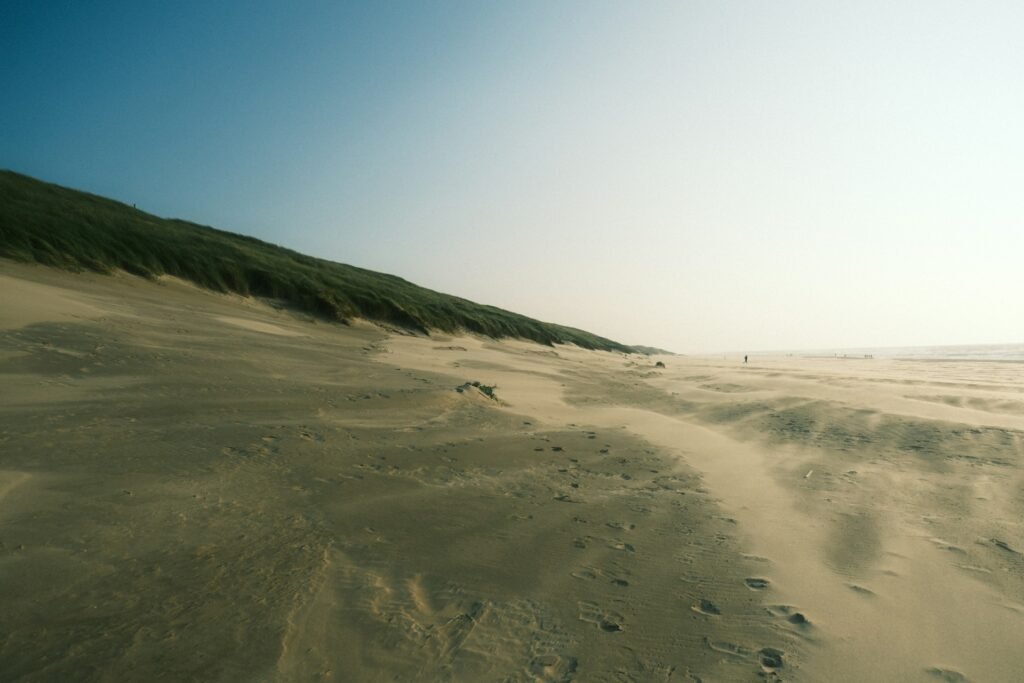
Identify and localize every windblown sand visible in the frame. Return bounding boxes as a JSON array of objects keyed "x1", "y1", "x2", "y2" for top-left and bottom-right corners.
[{"x1": 1, "y1": 261, "x2": 1022, "y2": 682}]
